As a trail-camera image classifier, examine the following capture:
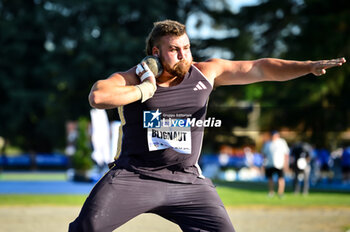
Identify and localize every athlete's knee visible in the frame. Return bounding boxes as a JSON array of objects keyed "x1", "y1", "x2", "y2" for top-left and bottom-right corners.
[
  {"x1": 219, "y1": 221, "x2": 236, "y2": 232},
  {"x1": 213, "y1": 216, "x2": 235, "y2": 232},
  {"x1": 212, "y1": 208, "x2": 235, "y2": 232},
  {"x1": 68, "y1": 219, "x2": 82, "y2": 232},
  {"x1": 68, "y1": 216, "x2": 106, "y2": 232}
]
